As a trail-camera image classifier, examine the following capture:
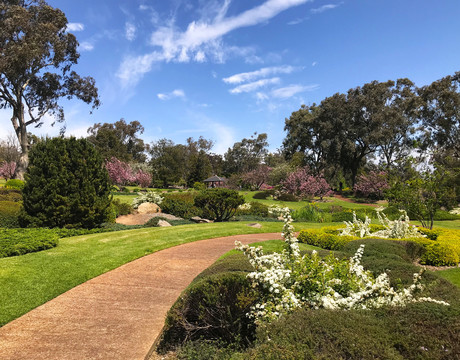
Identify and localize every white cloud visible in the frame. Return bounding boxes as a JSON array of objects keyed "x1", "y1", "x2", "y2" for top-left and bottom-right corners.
[
  {"x1": 67, "y1": 23, "x2": 85, "y2": 32},
  {"x1": 149, "y1": 0, "x2": 311, "y2": 63},
  {"x1": 256, "y1": 92, "x2": 269, "y2": 101},
  {"x1": 116, "y1": 52, "x2": 165, "y2": 88},
  {"x1": 157, "y1": 89, "x2": 186, "y2": 100},
  {"x1": 78, "y1": 42, "x2": 94, "y2": 52},
  {"x1": 311, "y1": 4, "x2": 340, "y2": 14},
  {"x1": 230, "y1": 78, "x2": 280, "y2": 94},
  {"x1": 223, "y1": 65, "x2": 298, "y2": 84},
  {"x1": 271, "y1": 84, "x2": 319, "y2": 98},
  {"x1": 312, "y1": 61, "x2": 318, "y2": 66},
  {"x1": 125, "y1": 22, "x2": 136, "y2": 41}
]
